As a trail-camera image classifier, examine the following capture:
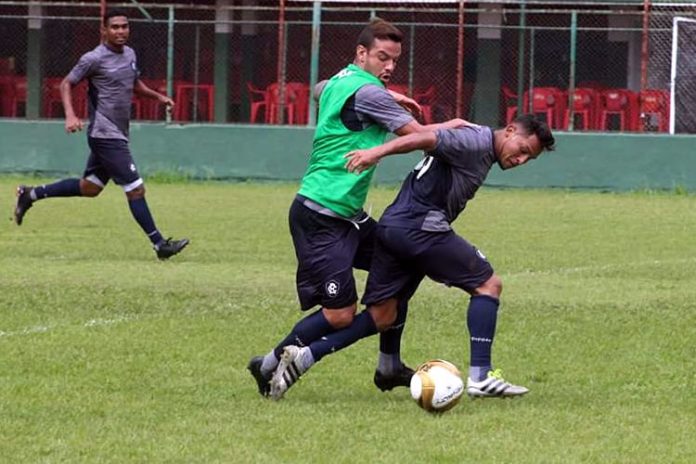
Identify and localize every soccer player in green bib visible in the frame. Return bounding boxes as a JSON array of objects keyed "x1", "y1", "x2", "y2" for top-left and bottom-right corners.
[{"x1": 248, "y1": 18, "x2": 468, "y2": 397}]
